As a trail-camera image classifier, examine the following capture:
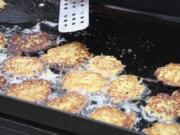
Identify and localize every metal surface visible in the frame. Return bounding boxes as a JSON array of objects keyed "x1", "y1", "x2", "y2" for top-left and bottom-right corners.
[
  {"x1": 92, "y1": 0, "x2": 180, "y2": 18},
  {"x1": 59, "y1": 0, "x2": 89, "y2": 32},
  {"x1": 1, "y1": 0, "x2": 180, "y2": 24},
  {"x1": 0, "y1": 0, "x2": 180, "y2": 135},
  {"x1": 0, "y1": 113, "x2": 75, "y2": 135},
  {"x1": 0, "y1": 0, "x2": 59, "y2": 24},
  {"x1": 0, "y1": 95, "x2": 139, "y2": 135}
]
